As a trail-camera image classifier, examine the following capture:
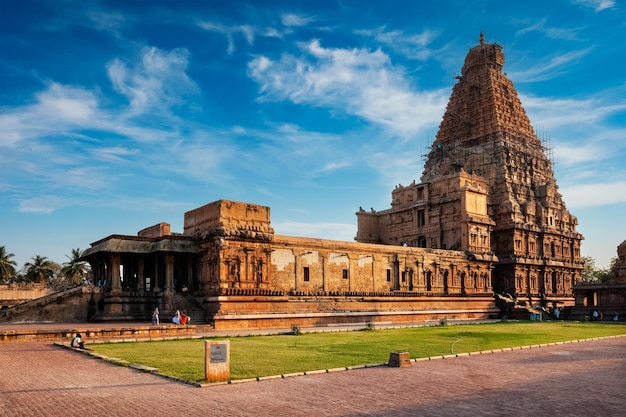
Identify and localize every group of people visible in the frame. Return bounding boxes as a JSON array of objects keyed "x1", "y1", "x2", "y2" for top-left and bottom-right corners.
[
  {"x1": 151, "y1": 307, "x2": 190, "y2": 326},
  {"x1": 592, "y1": 310, "x2": 619, "y2": 322},
  {"x1": 172, "y1": 309, "x2": 191, "y2": 325}
]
